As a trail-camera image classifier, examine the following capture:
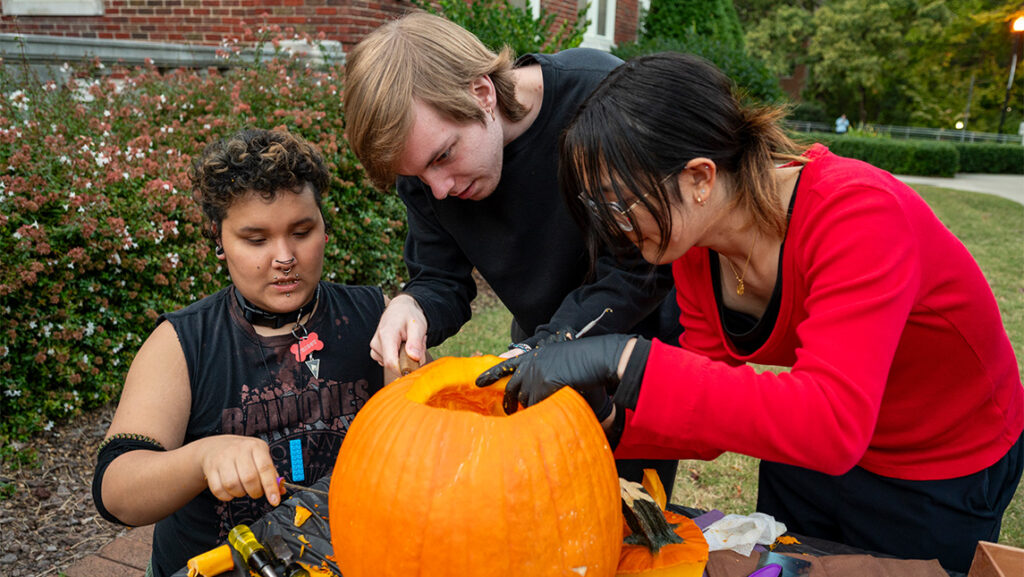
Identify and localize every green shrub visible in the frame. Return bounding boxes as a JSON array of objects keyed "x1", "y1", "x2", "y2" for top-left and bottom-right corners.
[
  {"x1": 789, "y1": 101, "x2": 831, "y2": 124},
  {"x1": 410, "y1": 0, "x2": 587, "y2": 54},
  {"x1": 641, "y1": 0, "x2": 744, "y2": 49},
  {"x1": 954, "y1": 142, "x2": 1024, "y2": 175},
  {"x1": 797, "y1": 132, "x2": 959, "y2": 177},
  {"x1": 613, "y1": 36, "x2": 784, "y2": 104},
  {"x1": 0, "y1": 40, "x2": 406, "y2": 448}
]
